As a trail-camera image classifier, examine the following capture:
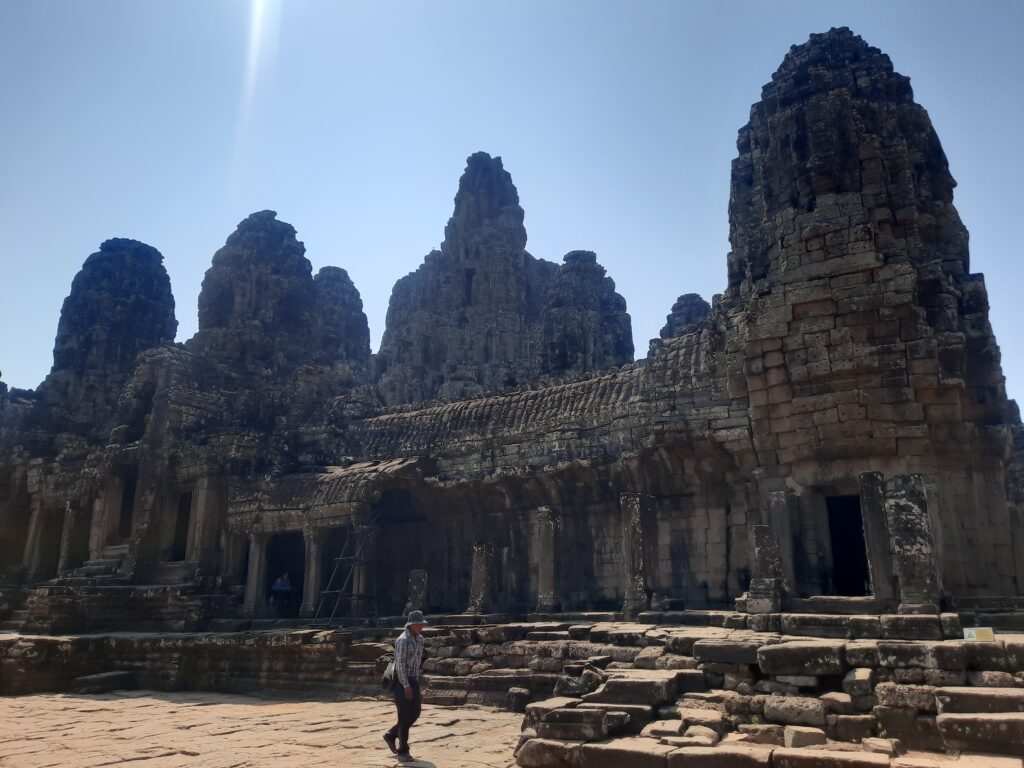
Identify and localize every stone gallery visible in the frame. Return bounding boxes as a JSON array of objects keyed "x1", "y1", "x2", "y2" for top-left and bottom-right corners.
[{"x1": 2, "y1": 27, "x2": 1024, "y2": 766}]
